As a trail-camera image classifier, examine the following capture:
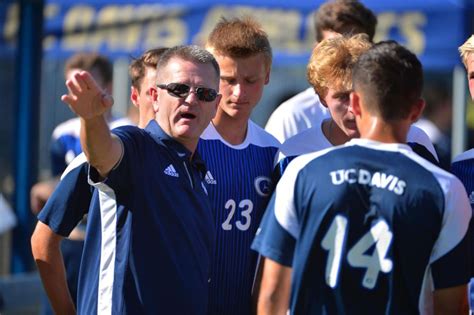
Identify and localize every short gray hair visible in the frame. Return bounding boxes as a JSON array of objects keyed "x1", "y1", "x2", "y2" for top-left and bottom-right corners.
[{"x1": 157, "y1": 45, "x2": 220, "y2": 83}]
